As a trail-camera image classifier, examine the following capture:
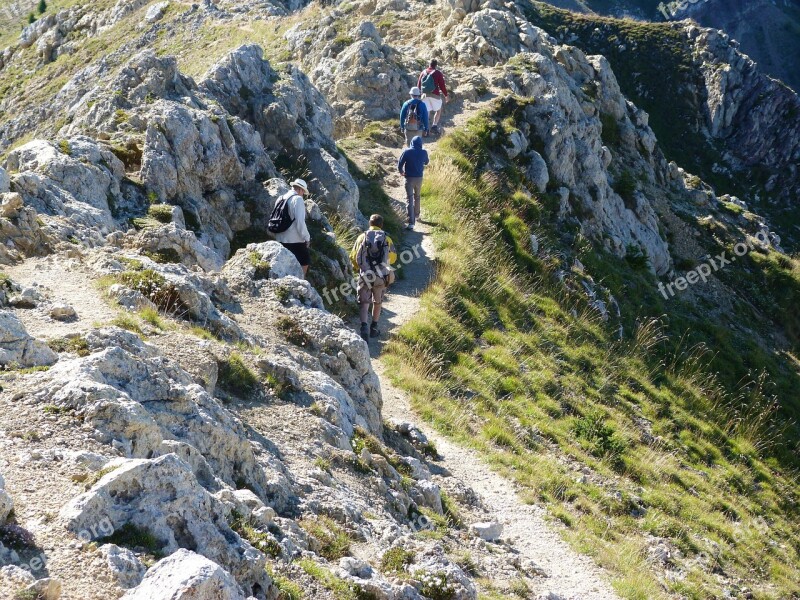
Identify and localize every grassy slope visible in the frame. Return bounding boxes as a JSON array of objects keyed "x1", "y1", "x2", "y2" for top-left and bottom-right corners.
[
  {"x1": 385, "y1": 97, "x2": 800, "y2": 599},
  {"x1": 523, "y1": 1, "x2": 800, "y2": 251}
]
